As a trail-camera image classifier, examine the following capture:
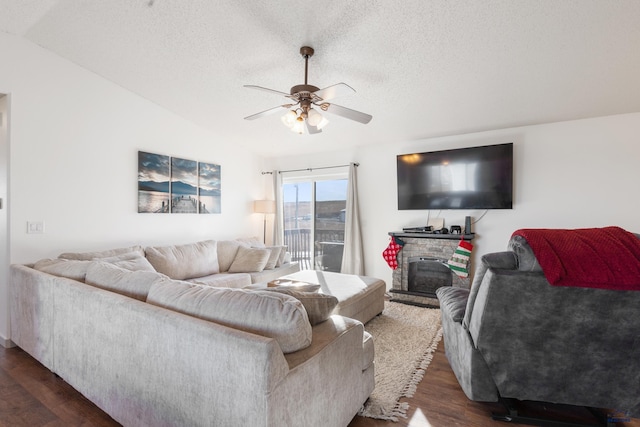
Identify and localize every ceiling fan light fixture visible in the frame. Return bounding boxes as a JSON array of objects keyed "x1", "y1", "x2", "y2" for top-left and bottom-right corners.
[
  {"x1": 316, "y1": 116, "x2": 329, "y2": 130},
  {"x1": 281, "y1": 110, "x2": 297, "y2": 128},
  {"x1": 306, "y1": 108, "x2": 323, "y2": 127},
  {"x1": 291, "y1": 116, "x2": 305, "y2": 134},
  {"x1": 244, "y1": 46, "x2": 372, "y2": 131}
]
